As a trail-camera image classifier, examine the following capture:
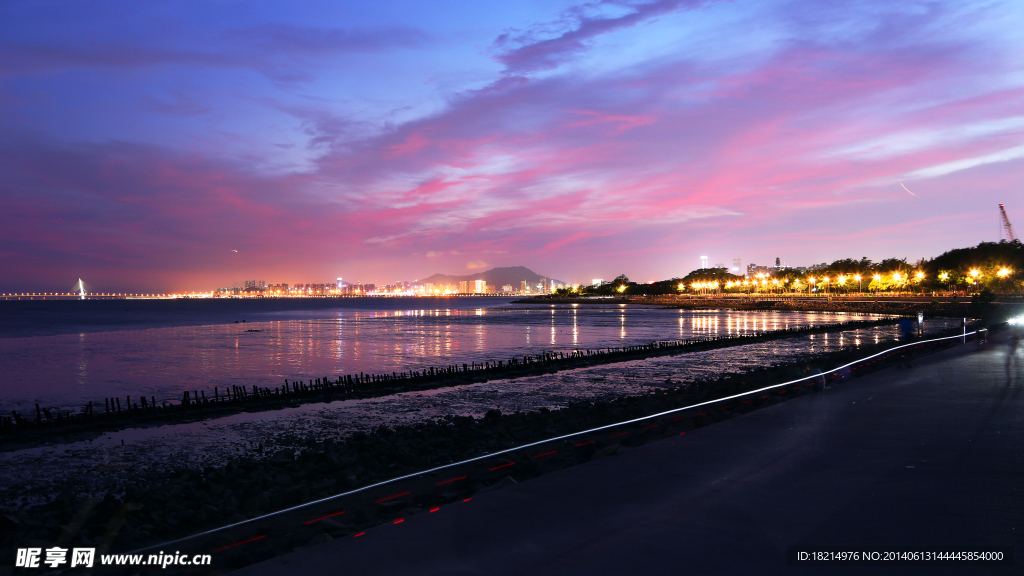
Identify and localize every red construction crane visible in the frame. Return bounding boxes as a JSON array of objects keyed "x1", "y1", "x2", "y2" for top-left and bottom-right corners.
[{"x1": 999, "y1": 204, "x2": 1015, "y2": 242}]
